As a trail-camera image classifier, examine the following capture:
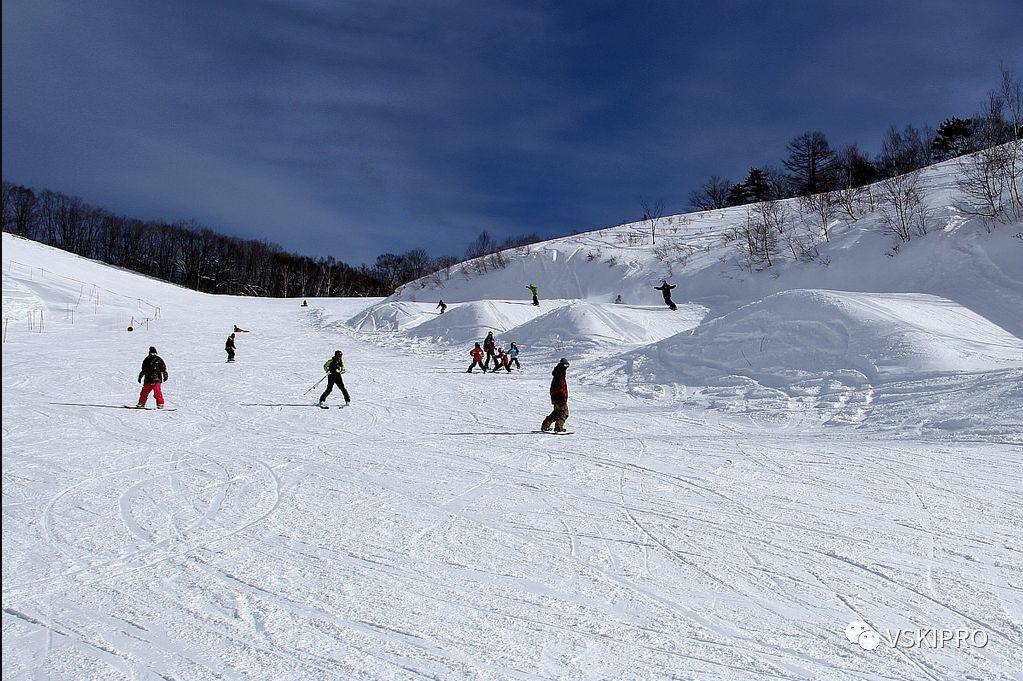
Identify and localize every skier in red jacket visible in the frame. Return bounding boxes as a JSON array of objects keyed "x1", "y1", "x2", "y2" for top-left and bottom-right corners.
[
  {"x1": 467, "y1": 343, "x2": 486, "y2": 373},
  {"x1": 541, "y1": 358, "x2": 570, "y2": 432}
]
